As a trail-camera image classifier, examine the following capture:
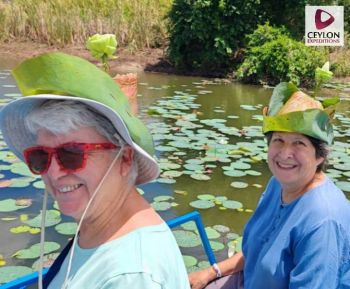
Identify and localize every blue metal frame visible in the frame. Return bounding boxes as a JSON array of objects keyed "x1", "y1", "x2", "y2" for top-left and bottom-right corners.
[{"x1": 1, "y1": 210, "x2": 215, "y2": 288}]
